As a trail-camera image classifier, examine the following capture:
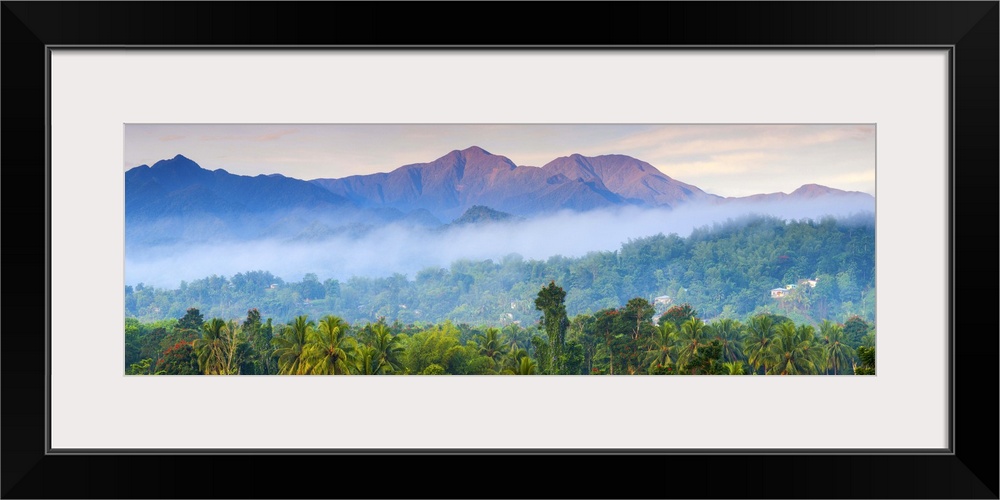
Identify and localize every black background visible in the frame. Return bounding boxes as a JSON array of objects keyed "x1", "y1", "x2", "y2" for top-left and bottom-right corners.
[{"x1": 2, "y1": 2, "x2": 997, "y2": 498}]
